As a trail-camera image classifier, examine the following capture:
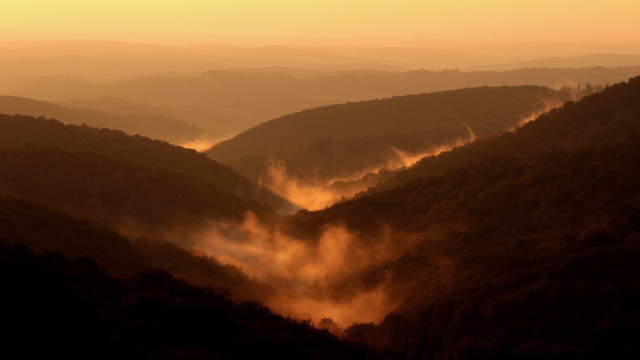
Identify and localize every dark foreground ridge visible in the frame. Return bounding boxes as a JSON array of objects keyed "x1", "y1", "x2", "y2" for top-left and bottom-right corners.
[{"x1": 0, "y1": 240, "x2": 363, "y2": 359}]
